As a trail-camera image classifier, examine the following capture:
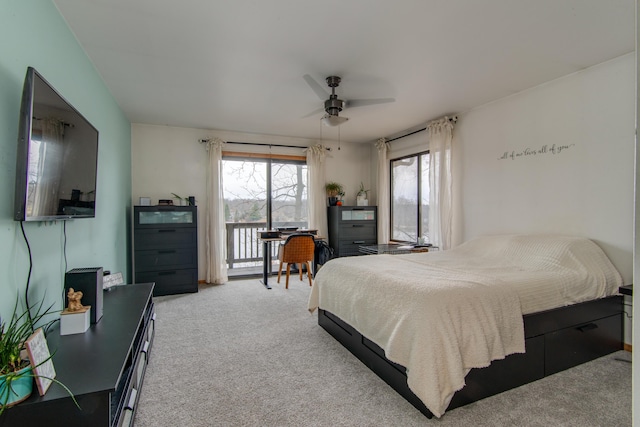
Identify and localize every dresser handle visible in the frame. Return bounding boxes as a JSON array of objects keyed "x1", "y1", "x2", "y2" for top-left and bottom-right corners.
[
  {"x1": 158, "y1": 229, "x2": 176, "y2": 233},
  {"x1": 577, "y1": 323, "x2": 598, "y2": 333},
  {"x1": 158, "y1": 271, "x2": 177, "y2": 276},
  {"x1": 353, "y1": 240, "x2": 365, "y2": 244},
  {"x1": 158, "y1": 250, "x2": 176, "y2": 254},
  {"x1": 352, "y1": 224, "x2": 364, "y2": 228},
  {"x1": 126, "y1": 388, "x2": 138, "y2": 410}
]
